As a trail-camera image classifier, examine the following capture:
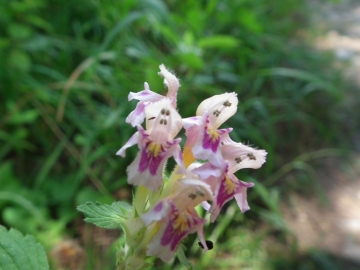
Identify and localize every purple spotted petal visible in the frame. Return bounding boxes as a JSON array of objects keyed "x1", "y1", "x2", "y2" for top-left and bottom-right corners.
[
  {"x1": 126, "y1": 128, "x2": 182, "y2": 191},
  {"x1": 159, "y1": 203, "x2": 206, "y2": 252},
  {"x1": 209, "y1": 171, "x2": 254, "y2": 222}
]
